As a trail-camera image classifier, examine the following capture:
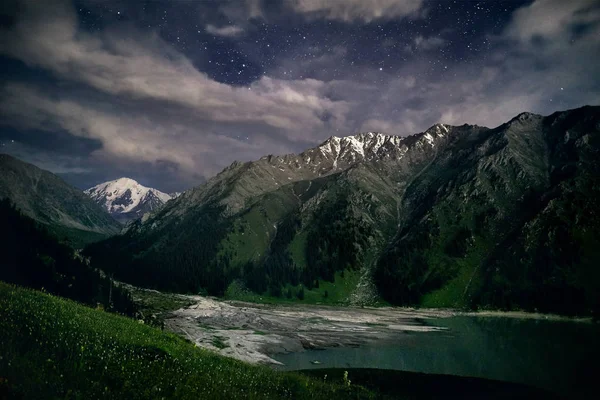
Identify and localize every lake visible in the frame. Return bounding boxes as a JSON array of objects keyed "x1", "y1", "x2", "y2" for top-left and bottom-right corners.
[{"x1": 272, "y1": 316, "x2": 599, "y2": 398}]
